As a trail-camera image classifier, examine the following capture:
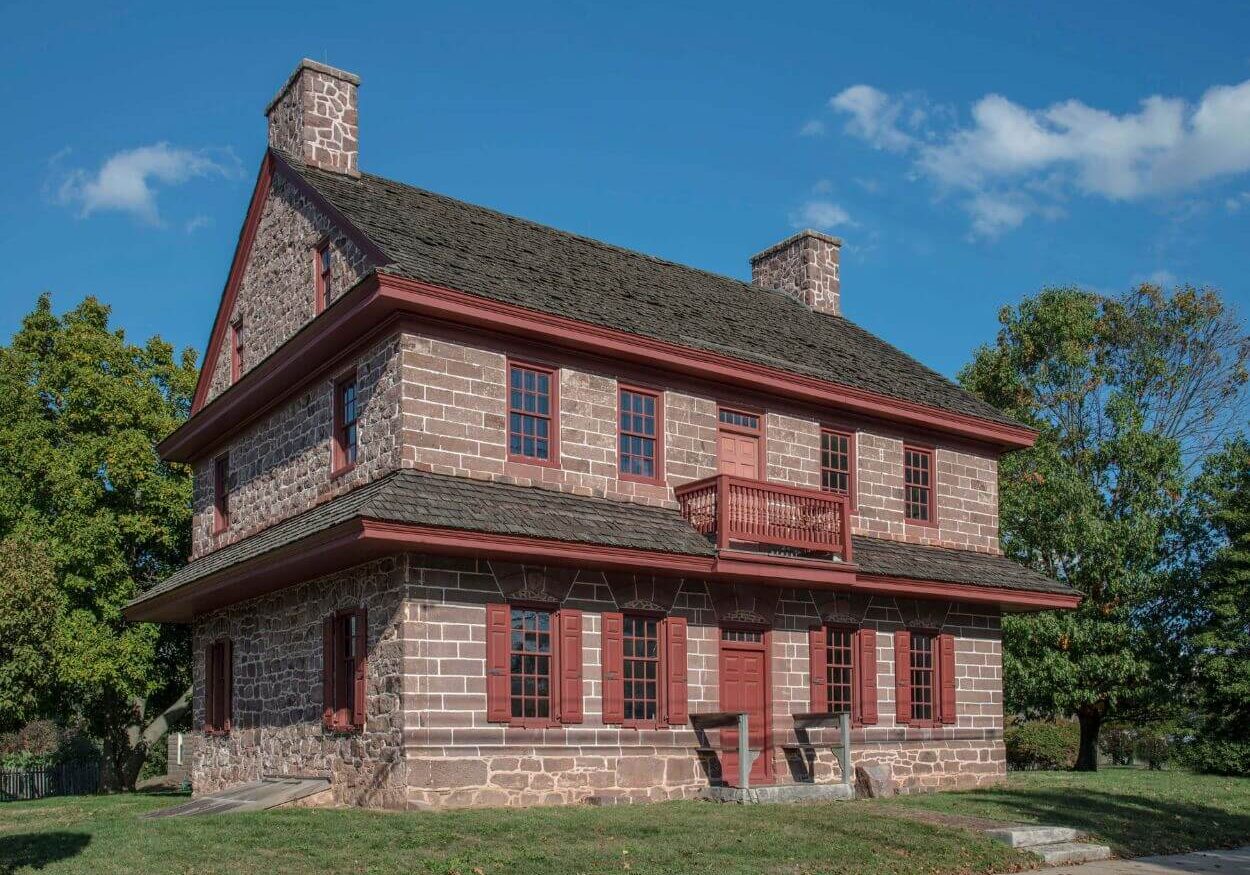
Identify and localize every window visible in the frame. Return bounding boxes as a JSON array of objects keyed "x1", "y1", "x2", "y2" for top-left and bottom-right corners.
[
  {"x1": 602, "y1": 613, "x2": 688, "y2": 727},
  {"x1": 808, "y1": 626, "x2": 878, "y2": 725},
  {"x1": 230, "y1": 321, "x2": 244, "y2": 384},
  {"x1": 821, "y1": 429, "x2": 854, "y2": 501},
  {"x1": 904, "y1": 445, "x2": 935, "y2": 524},
  {"x1": 333, "y1": 375, "x2": 358, "y2": 474},
  {"x1": 323, "y1": 608, "x2": 367, "y2": 732},
  {"x1": 507, "y1": 362, "x2": 558, "y2": 465},
  {"x1": 718, "y1": 408, "x2": 759, "y2": 430},
  {"x1": 717, "y1": 407, "x2": 763, "y2": 480},
  {"x1": 314, "y1": 241, "x2": 332, "y2": 313},
  {"x1": 486, "y1": 603, "x2": 583, "y2": 726},
  {"x1": 204, "y1": 639, "x2": 232, "y2": 735},
  {"x1": 212, "y1": 454, "x2": 229, "y2": 533},
  {"x1": 619, "y1": 386, "x2": 663, "y2": 483},
  {"x1": 909, "y1": 632, "x2": 935, "y2": 724}
]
